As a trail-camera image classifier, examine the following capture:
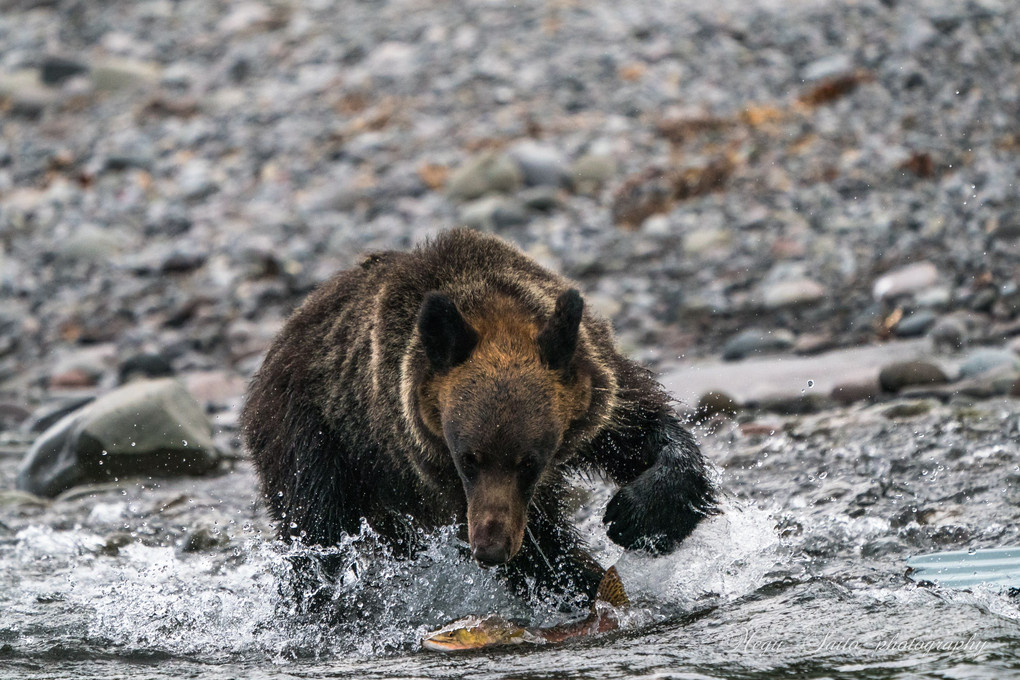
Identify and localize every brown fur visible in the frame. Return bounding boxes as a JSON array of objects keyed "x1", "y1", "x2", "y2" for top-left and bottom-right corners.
[{"x1": 242, "y1": 228, "x2": 715, "y2": 602}]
